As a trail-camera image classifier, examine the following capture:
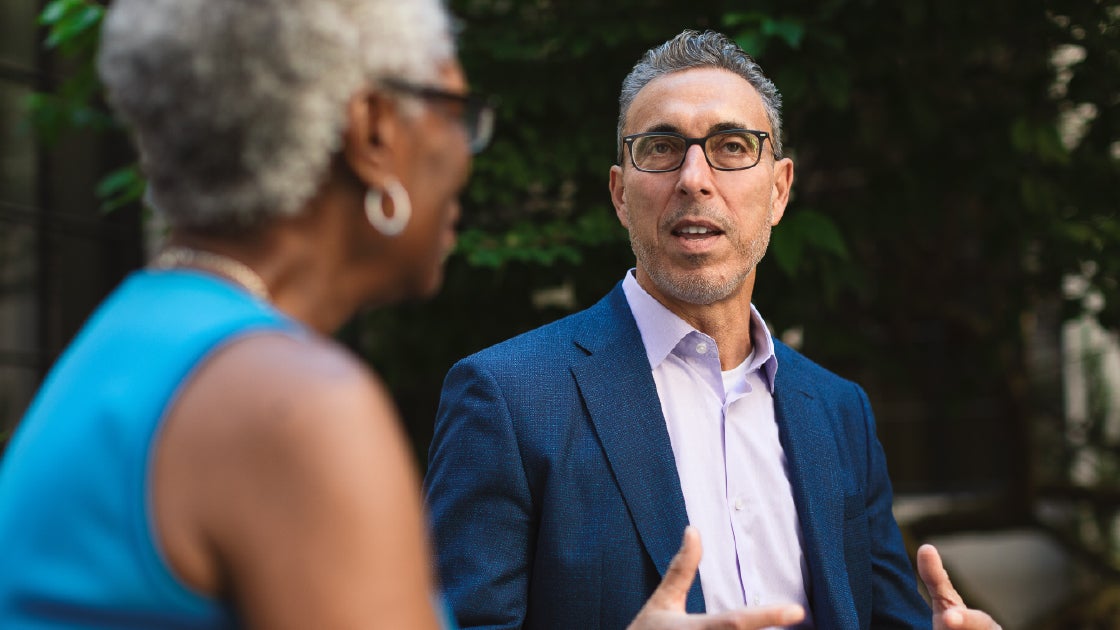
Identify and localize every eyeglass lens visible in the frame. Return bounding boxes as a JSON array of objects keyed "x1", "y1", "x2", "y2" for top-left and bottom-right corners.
[
  {"x1": 382, "y1": 79, "x2": 495, "y2": 154},
  {"x1": 466, "y1": 99, "x2": 495, "y2": 154},
  {"x1": 630, "y1": 131, "x2": 763, "y2": 171}
]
